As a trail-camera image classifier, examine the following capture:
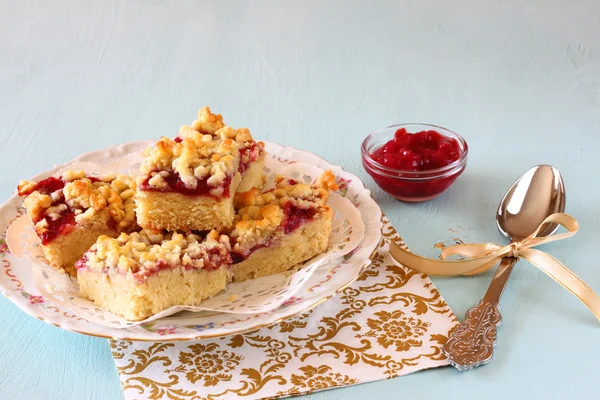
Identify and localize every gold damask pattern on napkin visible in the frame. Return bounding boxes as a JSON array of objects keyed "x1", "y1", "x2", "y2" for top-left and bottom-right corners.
[{"x1": 111, "y1": 217, "x2": 458, "y2": 400}]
